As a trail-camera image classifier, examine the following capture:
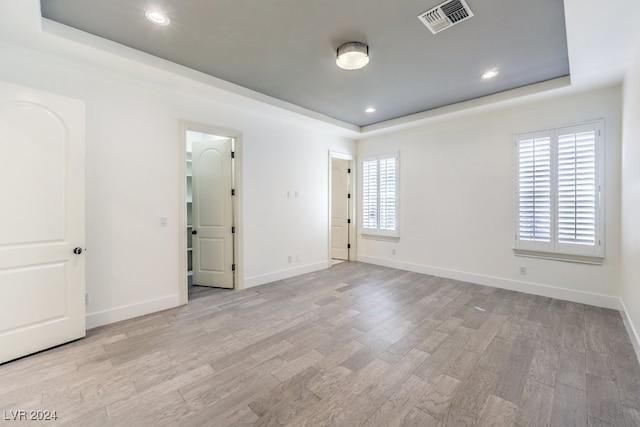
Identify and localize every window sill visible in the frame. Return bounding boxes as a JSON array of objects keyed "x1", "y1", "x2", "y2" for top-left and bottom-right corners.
[
  {"x1": 513, "y1": 249, "x2": 604, "y2": 265},
  {"x1": 361, "y1": 233, "x2": 400, "y2": 242}
]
